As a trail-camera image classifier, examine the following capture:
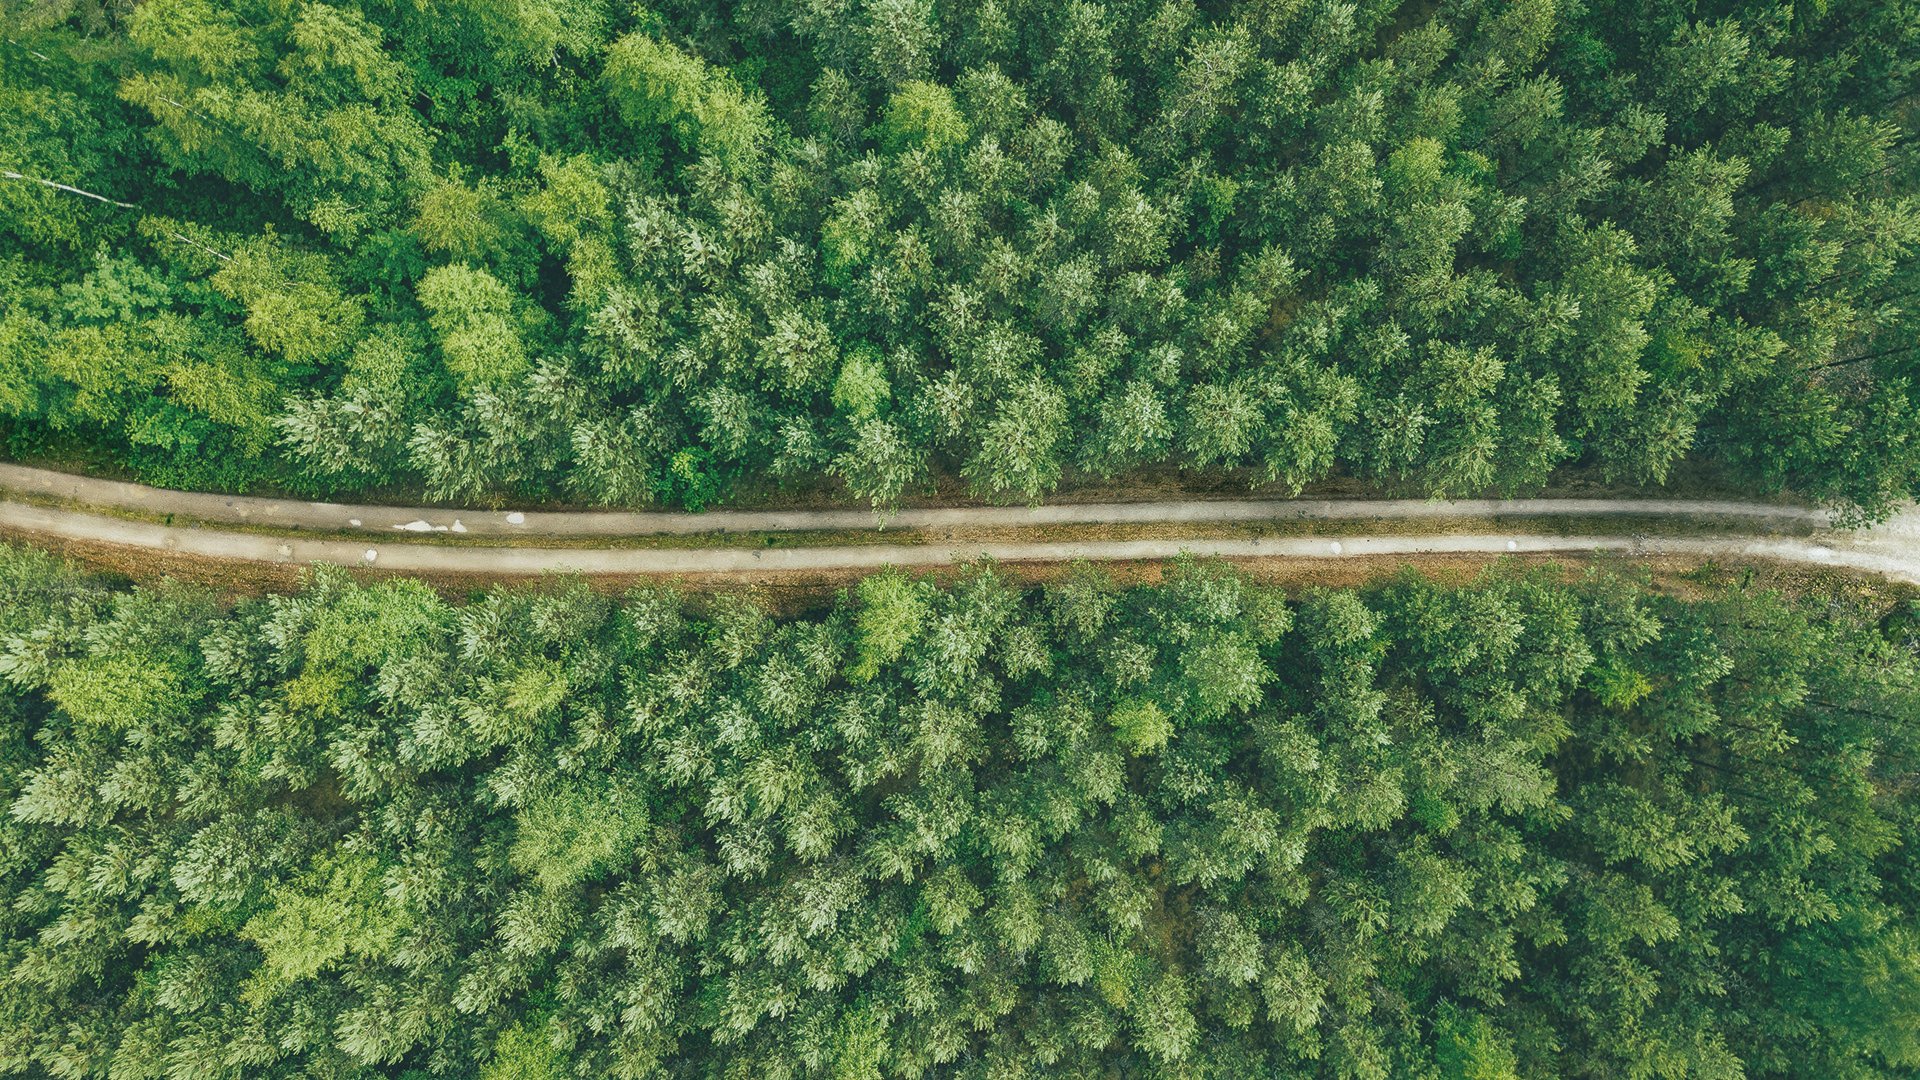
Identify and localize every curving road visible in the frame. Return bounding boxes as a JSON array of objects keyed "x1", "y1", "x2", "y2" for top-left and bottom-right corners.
[{"x1": 3, "y1": 463, "x2": 1919, "y2": 582}]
